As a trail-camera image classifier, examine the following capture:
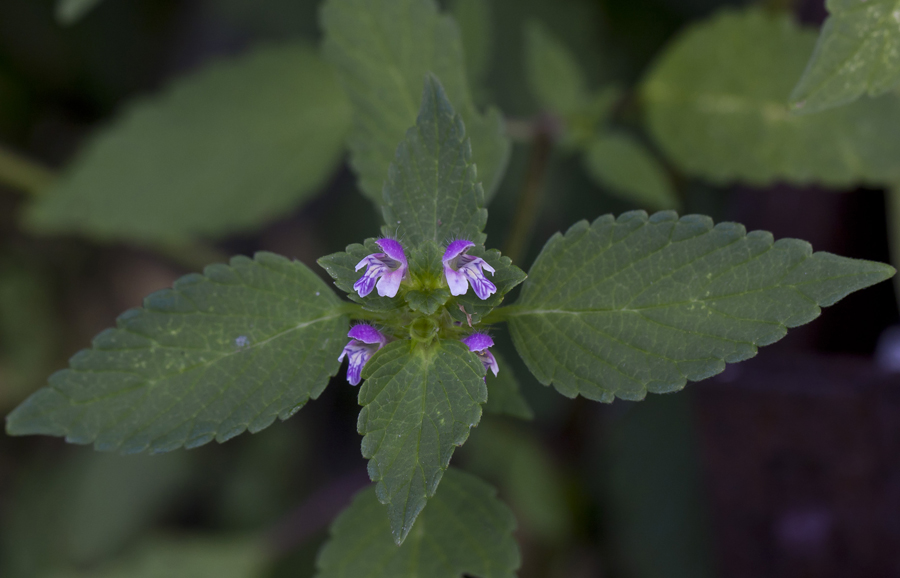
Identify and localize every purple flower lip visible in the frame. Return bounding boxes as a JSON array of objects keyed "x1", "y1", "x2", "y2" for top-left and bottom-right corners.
[
  {"x1": 348, "y1": 323, "x2": 387, "y2": 345},
  {"x1": 444, "y1": 239, "x2": 475, "y2": 262},
  {"x1": 353, "y1": 238, "x2": 409, "y2": 298},
  {"x1": 461, "y1": 332, "x2": 499, "y2": 378},
  {"x1": 462, "y1": 332, "x2": 494, "y2": 352},
  {"x1": 338, "y1": 324, "x2": 387, "y2": 386},
  {"x1": 375, "y1": 238, "x2": 407, "y2": 265},
  {"x1": 442, "y1": 240, "x2": 496, "y2": 300}
]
